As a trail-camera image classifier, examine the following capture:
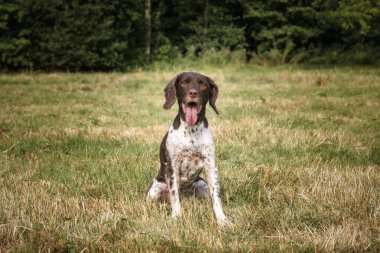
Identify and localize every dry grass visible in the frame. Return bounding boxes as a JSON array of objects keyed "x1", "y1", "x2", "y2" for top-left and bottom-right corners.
[{"x1": 0, "y1": 65, "x2": 379, "y2": 252}]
